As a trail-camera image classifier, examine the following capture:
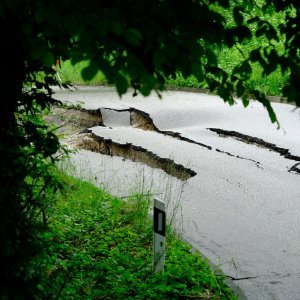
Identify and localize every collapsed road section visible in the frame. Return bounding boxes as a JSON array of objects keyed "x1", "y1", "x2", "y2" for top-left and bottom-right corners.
[
  {"x1": 47, "y1": 106, "x2": 268, "y2": 172},
  {"x1": 46, "y1": 106, "x2": 300, "y2": 176},
  {"x1": 45, "y1": 106, "x2": 197, "y2": 180},
  {"x1": 102, "y1": 107, "x2": 212, "y2": 150},
  {"x1": 45, "y1": 107, "x2": 104, "y2": 134},
  {"x1": 77, "y1": 131, "x2": 197, "y2": 181}
]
